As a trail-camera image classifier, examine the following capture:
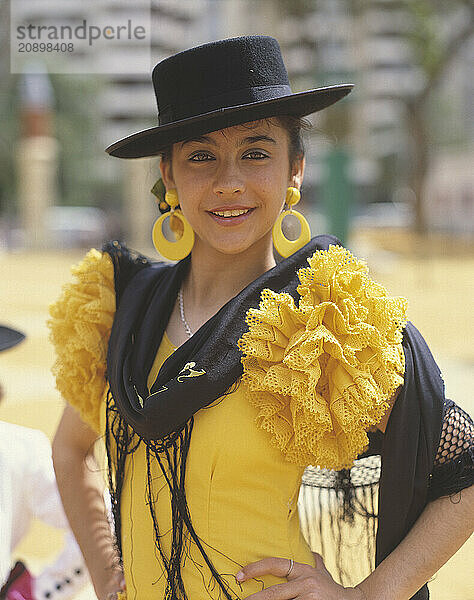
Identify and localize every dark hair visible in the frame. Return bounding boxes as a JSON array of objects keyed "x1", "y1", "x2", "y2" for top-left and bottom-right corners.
[
  {"x1": 274, "y1": 115, "x2": 311, "y2": 169},
  {"x1": 159, "y1": 115, "x2": 311, "y2": 169}
]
